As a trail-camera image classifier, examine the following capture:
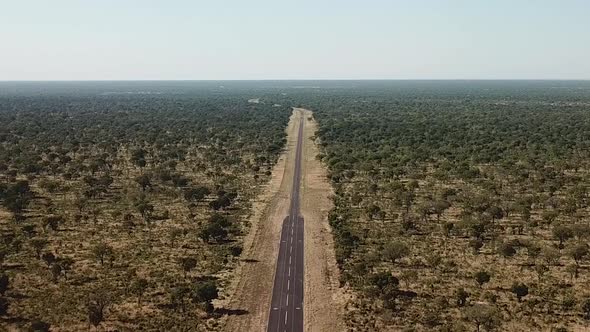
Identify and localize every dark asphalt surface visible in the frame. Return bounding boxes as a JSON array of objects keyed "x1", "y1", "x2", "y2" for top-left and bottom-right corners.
[{"x1": 267, "y1": 115, "x2": 305, "y2": 332}]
